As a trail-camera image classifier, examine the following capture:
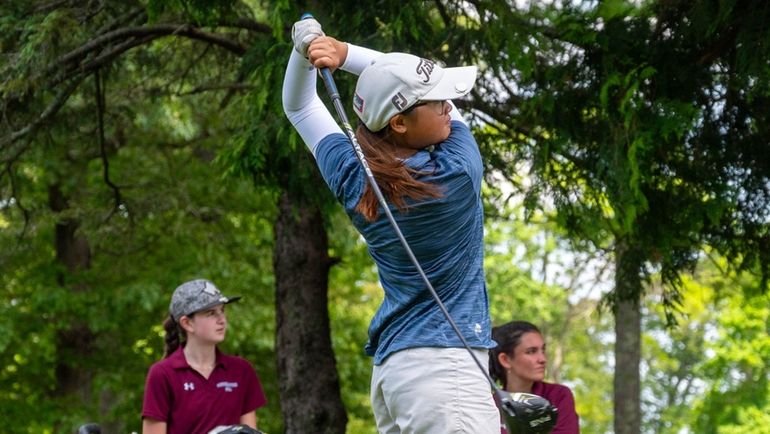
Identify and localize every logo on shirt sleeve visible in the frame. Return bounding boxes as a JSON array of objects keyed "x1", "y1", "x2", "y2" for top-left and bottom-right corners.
[{"x1": 217, "y1": 381, "x2": 239, "y2": 392}]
